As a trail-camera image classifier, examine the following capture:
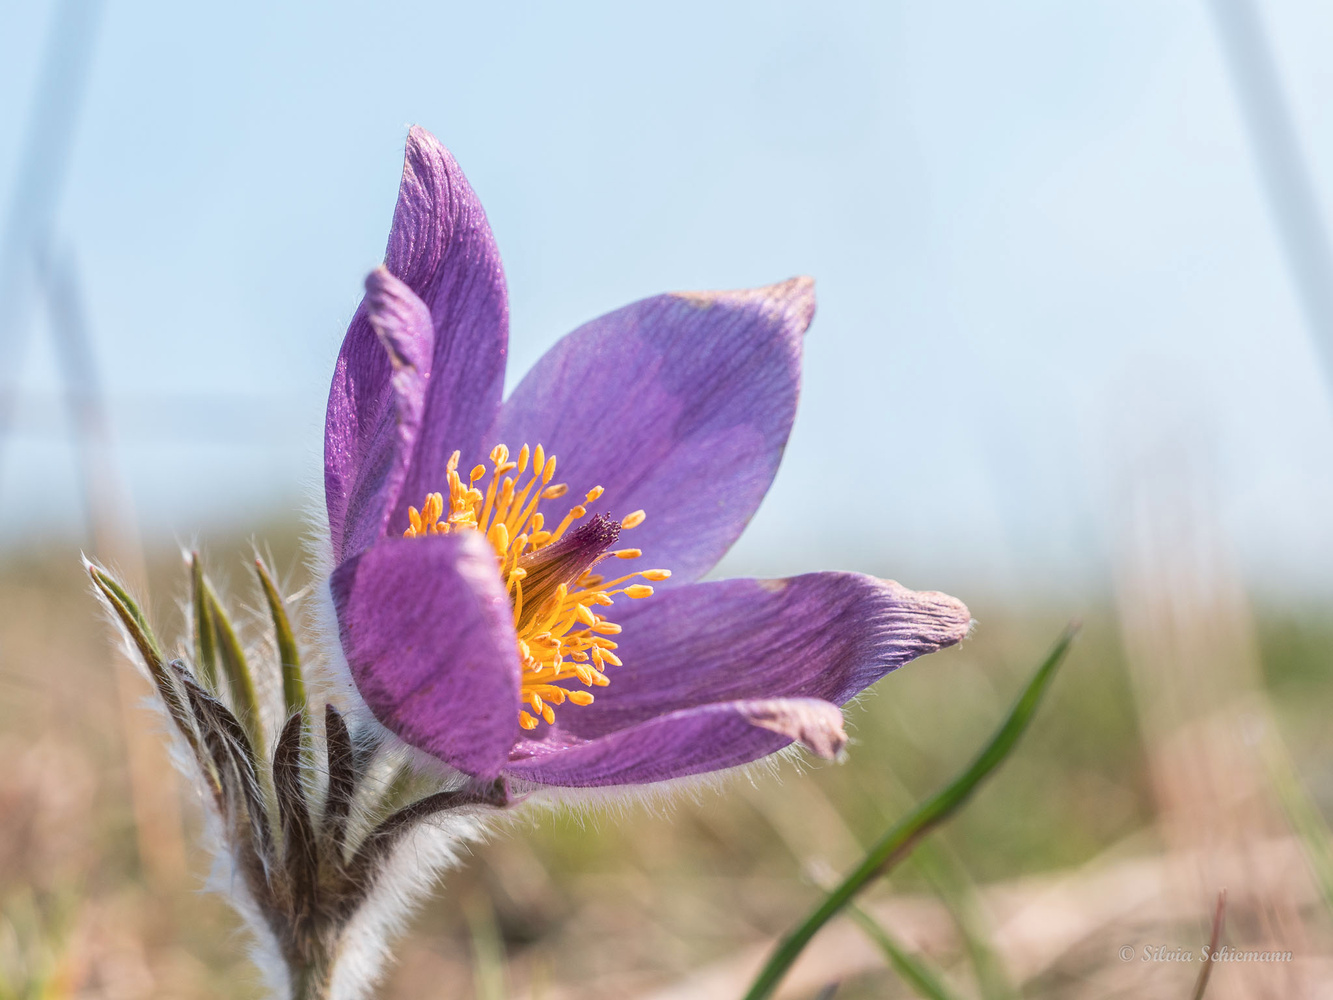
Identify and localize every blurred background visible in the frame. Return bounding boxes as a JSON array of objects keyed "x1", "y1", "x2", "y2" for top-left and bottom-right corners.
[{"x1": 2, "y1": 1, "x2": 1332, "y2": 997}]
